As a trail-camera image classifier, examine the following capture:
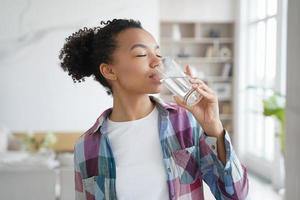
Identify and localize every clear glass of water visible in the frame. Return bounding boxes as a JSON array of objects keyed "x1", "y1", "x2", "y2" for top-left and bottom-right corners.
[{"x1": 158, "y1": 57, "x2": 203, "y2": 106}]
